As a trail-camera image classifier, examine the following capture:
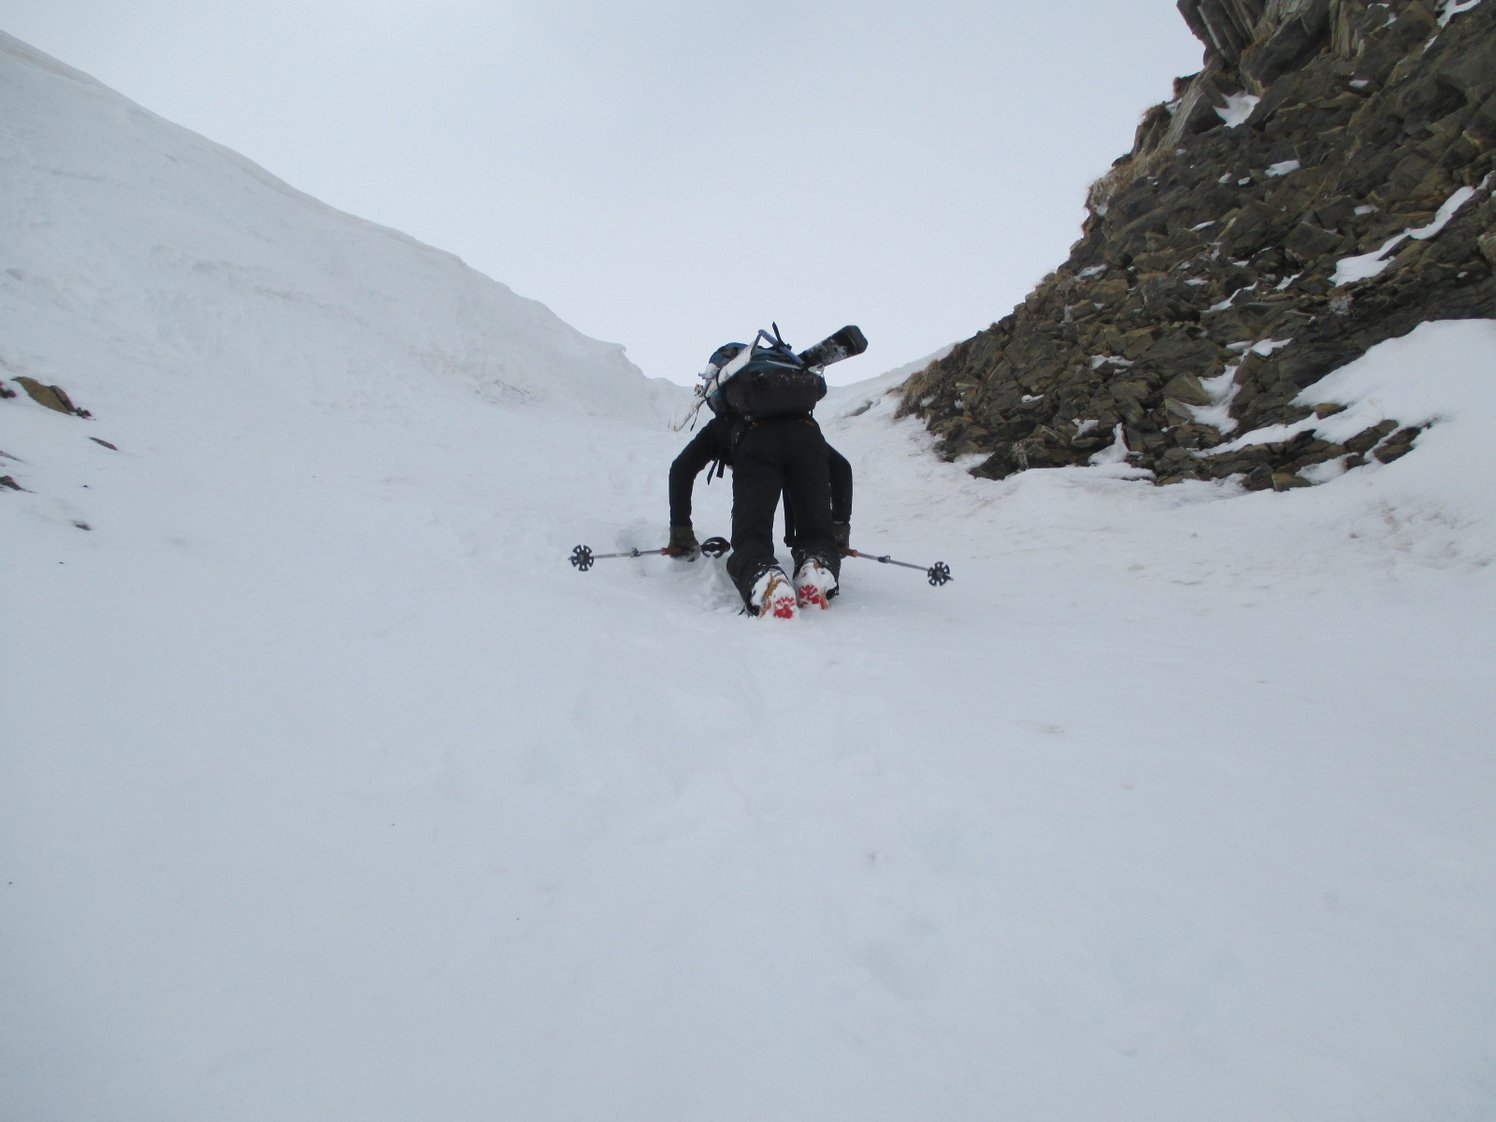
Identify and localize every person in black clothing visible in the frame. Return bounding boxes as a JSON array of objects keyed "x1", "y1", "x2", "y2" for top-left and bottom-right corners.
[
  {"x1": 727, "y1": 415, "x2": 840, "y2": 614},
  {"x1": 669, "y1": 416, "x2": 853, "y2": 554},
  {"x1": 669, "y1": 410, "x2": 851, "y2": 614},
  {"x1": 784, "y1": 444, "x2": 853, "y2": 565}
]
